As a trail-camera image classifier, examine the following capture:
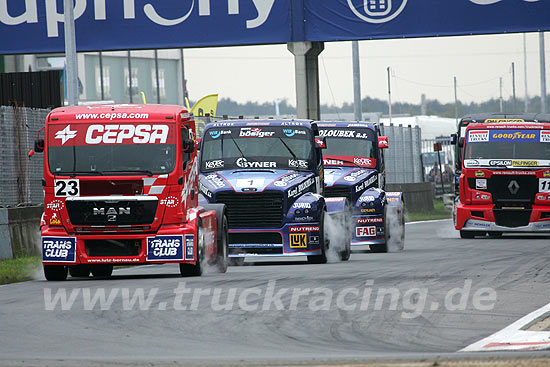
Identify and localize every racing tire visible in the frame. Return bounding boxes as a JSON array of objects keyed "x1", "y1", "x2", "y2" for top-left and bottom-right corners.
[
  {"x1": 308, "y1": 209, "x2": 328, "y2": 264},
  {"x1": 202, "y1": 204, "x2": 229, "y2": 273},
  {"x1": 44, "y1": 265, "x2": 68, "y2": 281},
  {"x1": 215, "y1": 215, "x2": 229, "y2": 273},
  {"x1": 91, "y1": 264, "x2": 113, "y2": 278},
  {"x1": 460, "y1": 230, "x2": 476, "y2": 239},
  {"x1": 69, "y1": 264, "x2": 90, "y2": 278},
  {"x1": 338, "y1": 202, "x2": 352, "y2": 261},
  {"x1": 180, "y1": 221, "x2": 204, "y2": 277}
]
